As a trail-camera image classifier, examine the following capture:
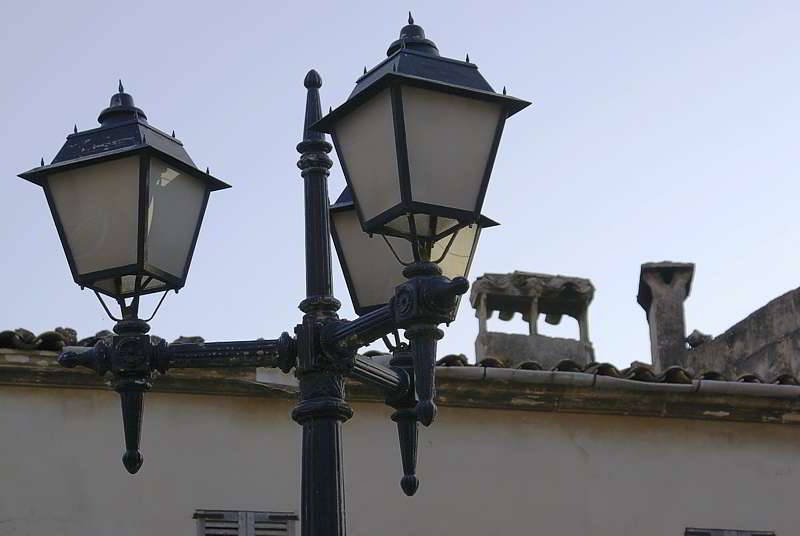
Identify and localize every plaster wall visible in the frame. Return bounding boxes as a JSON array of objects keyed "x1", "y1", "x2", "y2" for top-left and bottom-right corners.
[{"x1": 1, "y1": 386, "x2": 798, "y2": 536}]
